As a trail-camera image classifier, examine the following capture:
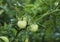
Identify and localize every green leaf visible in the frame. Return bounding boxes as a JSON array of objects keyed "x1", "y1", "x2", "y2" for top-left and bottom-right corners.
[
  {"x1": 0, "y1": 36, "x2": 9, "y2": 42},
  {"x1": 0, "y1": 10, "x2": 4, "y2": 15}
]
